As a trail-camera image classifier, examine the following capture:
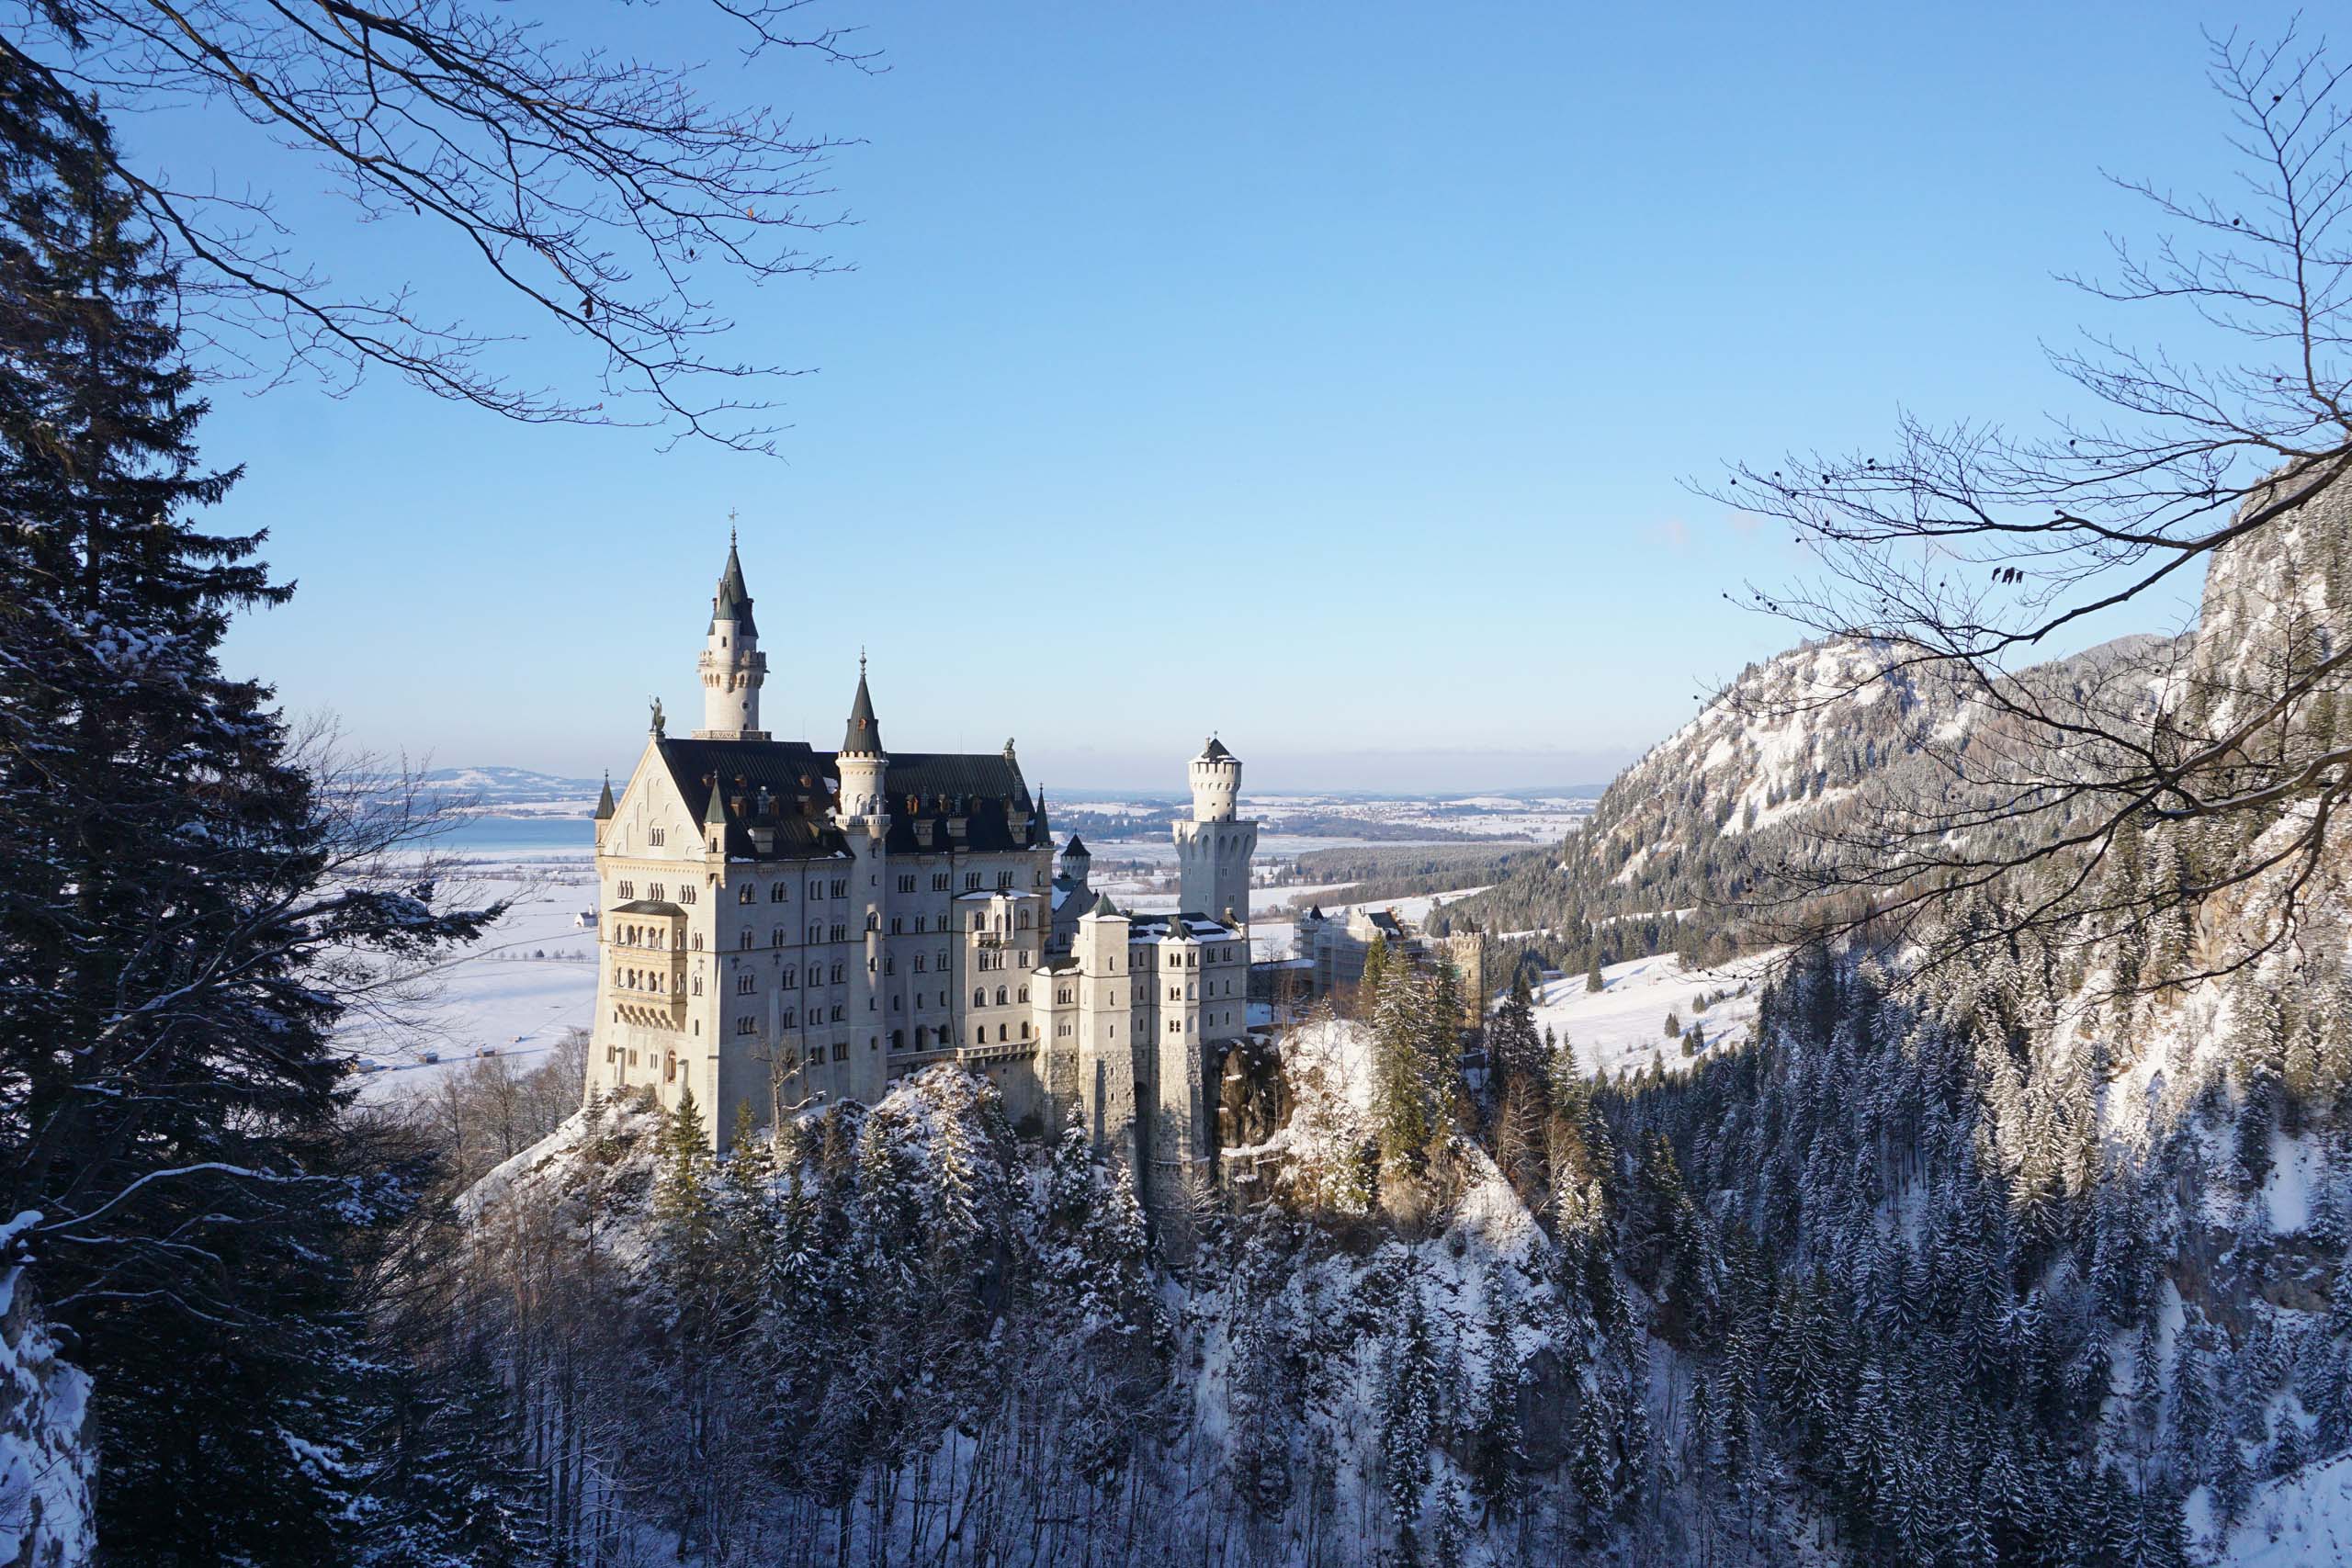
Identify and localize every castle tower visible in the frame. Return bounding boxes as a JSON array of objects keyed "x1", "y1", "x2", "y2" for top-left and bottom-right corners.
[
  {"x1": 1074, "y1": 893, "x2": 1136, "y2": 1167},
  {"x1": 1173, "y1": 737, "x2": 1257, "y2": 927},
  {"x1": 836, "y1": 657, "x2": 888, "y2": 818},
  {"x1": 695, "y1": 535, "x2": 769, "y2": 739},
  {"x1": 834, "y1": 660, "x2": 893, "y2": 1105}
]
